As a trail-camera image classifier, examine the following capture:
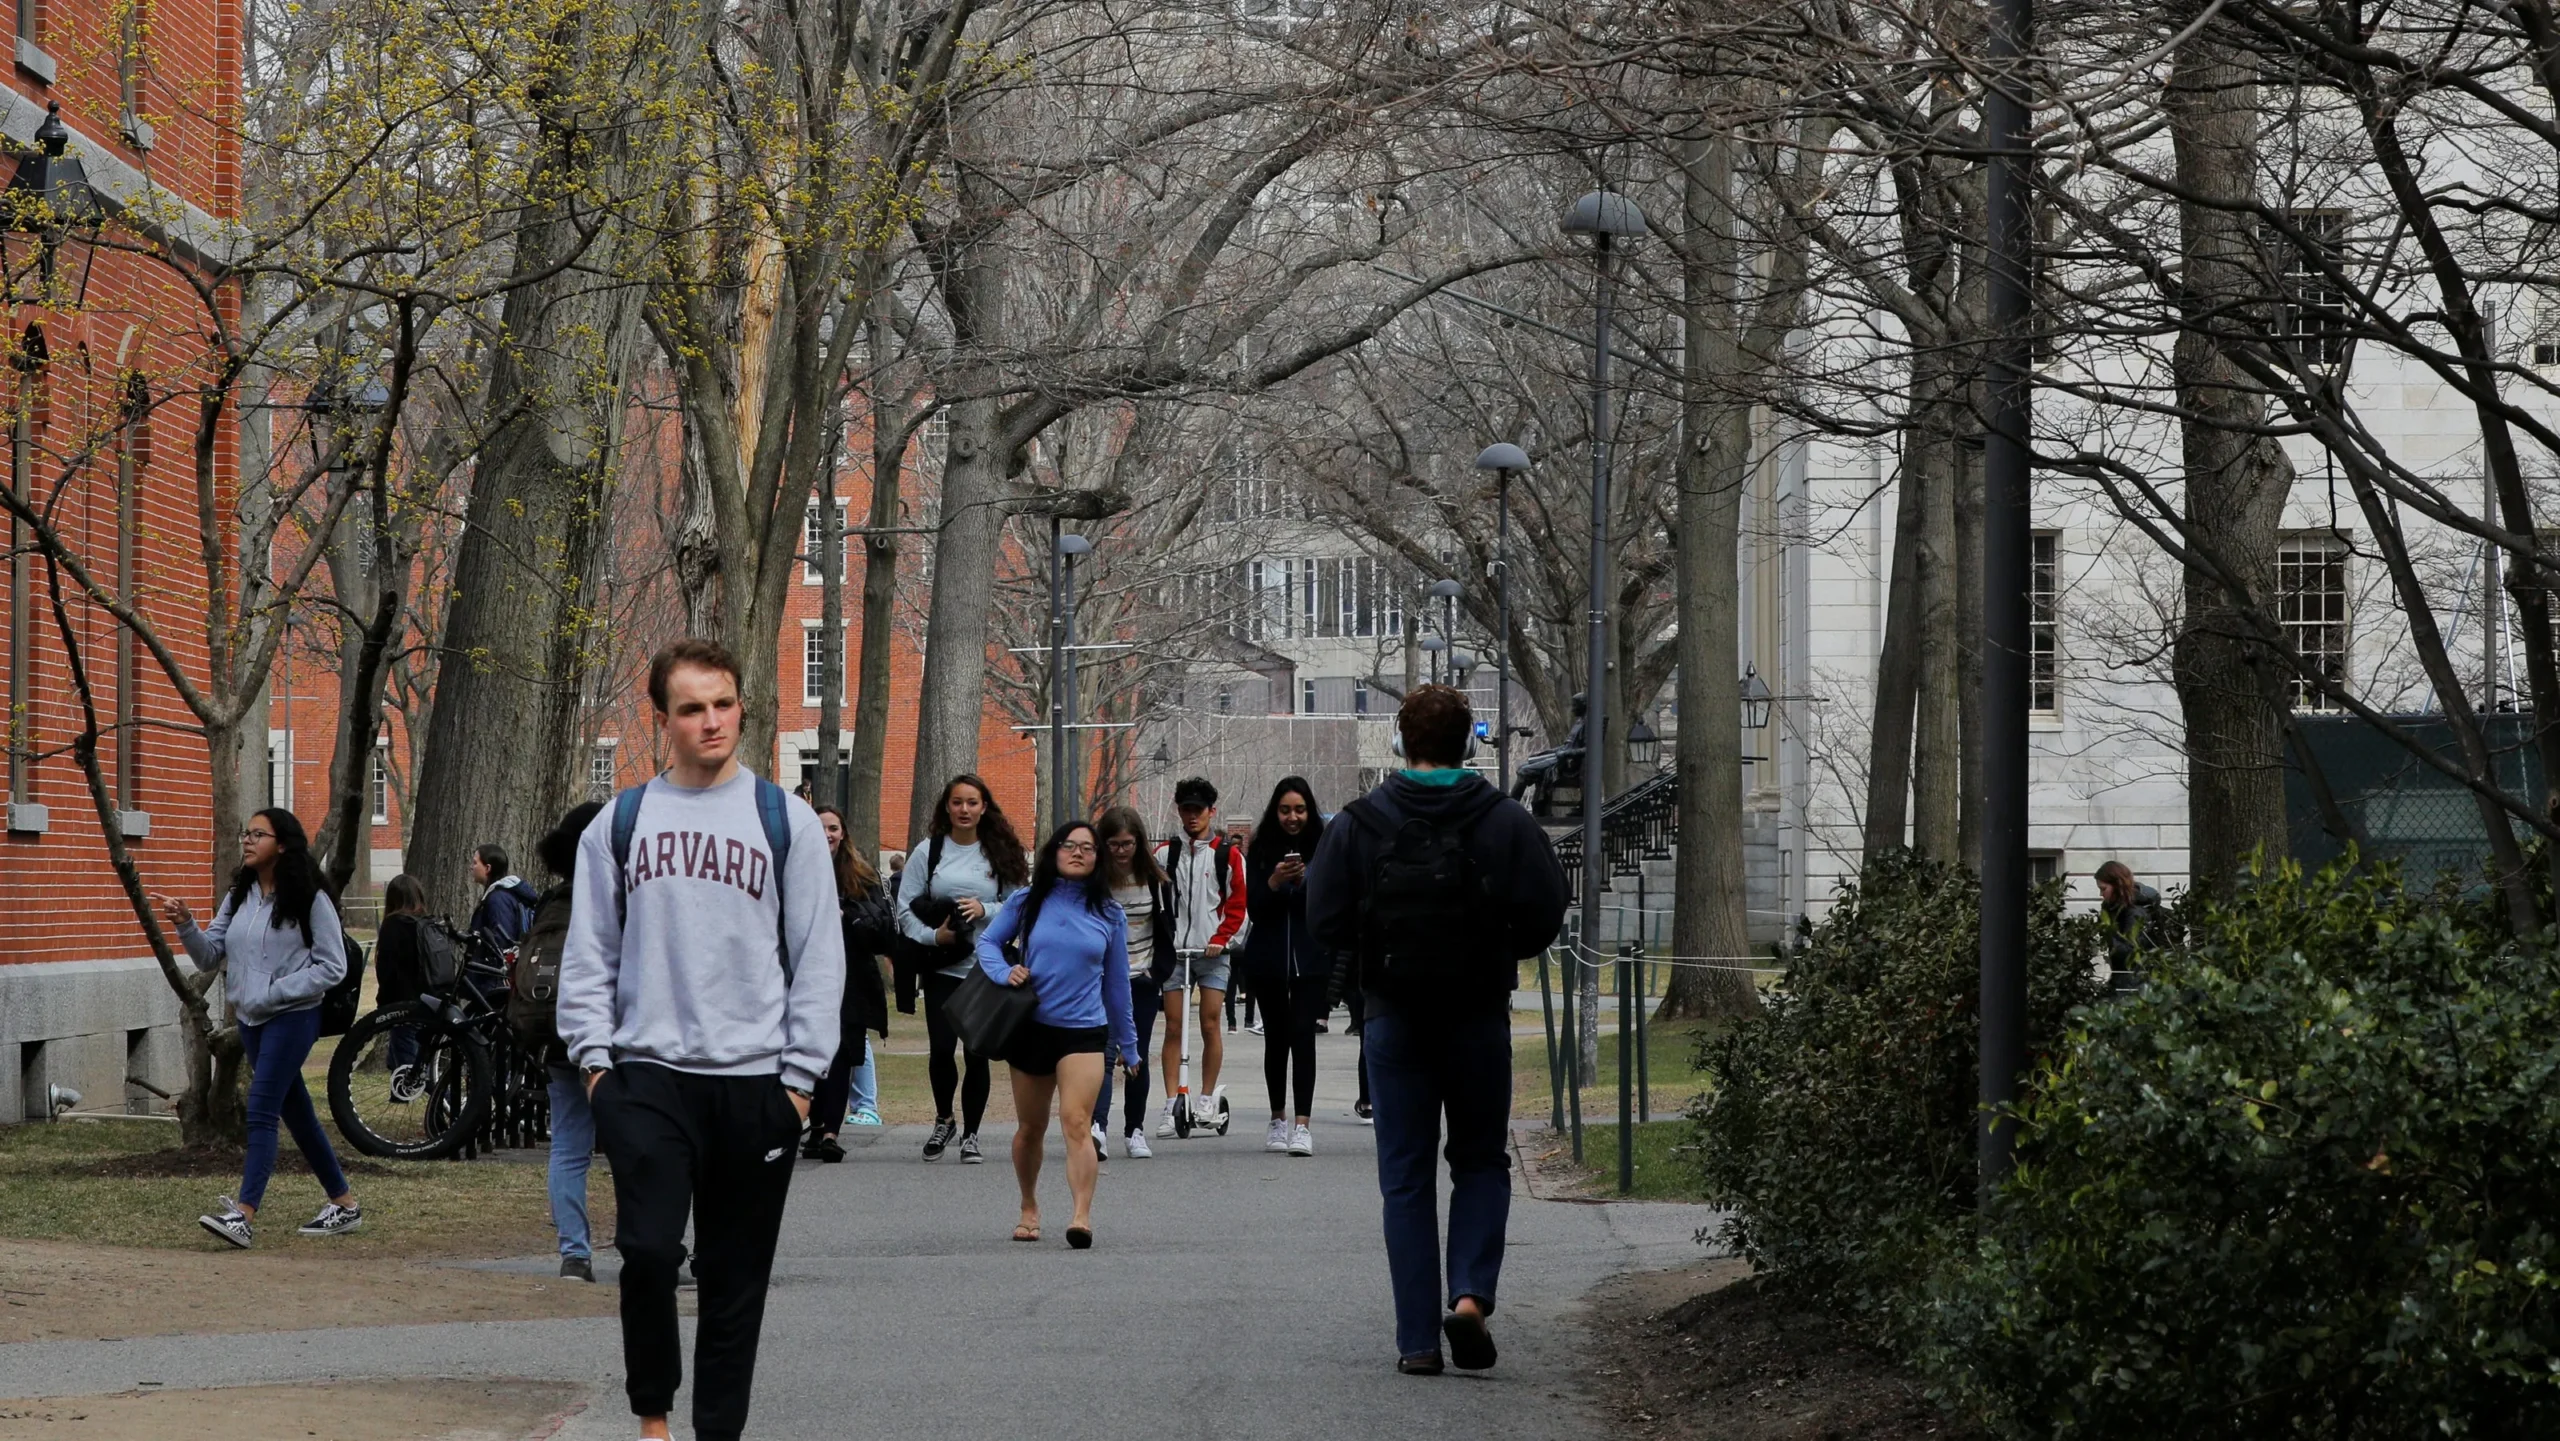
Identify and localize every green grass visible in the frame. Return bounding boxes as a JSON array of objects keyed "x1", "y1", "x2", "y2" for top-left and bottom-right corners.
[
  {"x1": 0, "y1": 1112, "x2": 607, "y2": 1258},
  {"x1": 1564, "y1": 1120, "x2": 1703, "y2": 1200},
  {"x1": 1513, "y1": 1013, "x2": 1718, "y2": 1120}
]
